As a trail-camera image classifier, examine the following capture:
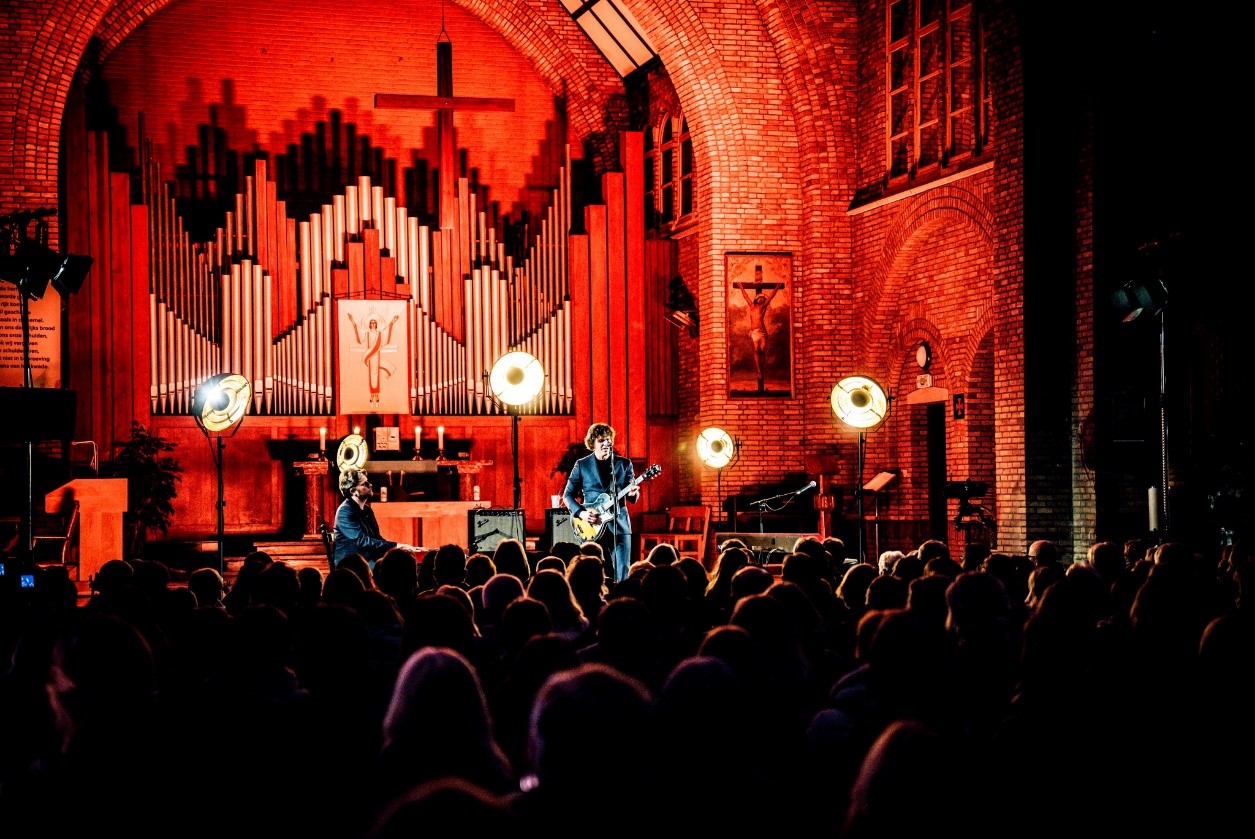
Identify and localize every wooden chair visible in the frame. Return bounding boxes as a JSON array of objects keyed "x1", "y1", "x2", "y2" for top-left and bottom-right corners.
[
  {"x1": 32, "y1": 500, "x2": 80, "y2": 568},
  {"x1": 638, "y1": 504, "x2": 711, "y2": 568},
  {"x1": 319, "y1": 520, "x2": 337, "y2": 569}
]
